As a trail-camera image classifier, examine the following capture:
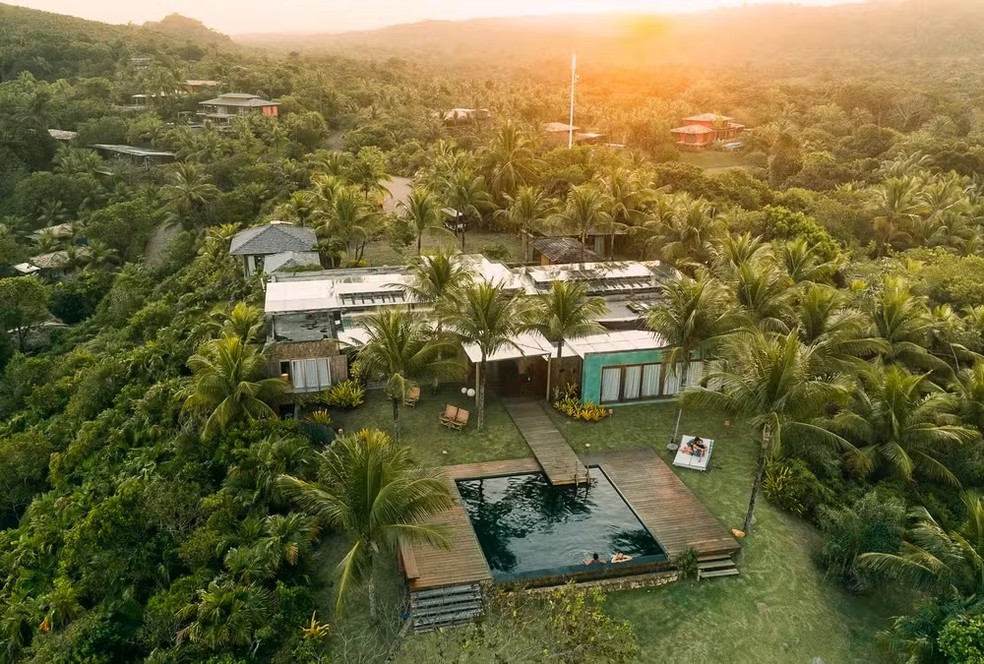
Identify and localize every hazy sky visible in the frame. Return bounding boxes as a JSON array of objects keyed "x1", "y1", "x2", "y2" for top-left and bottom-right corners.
[{"x1": 10, "y1": 0, "x2": 862, "y2": 34}]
